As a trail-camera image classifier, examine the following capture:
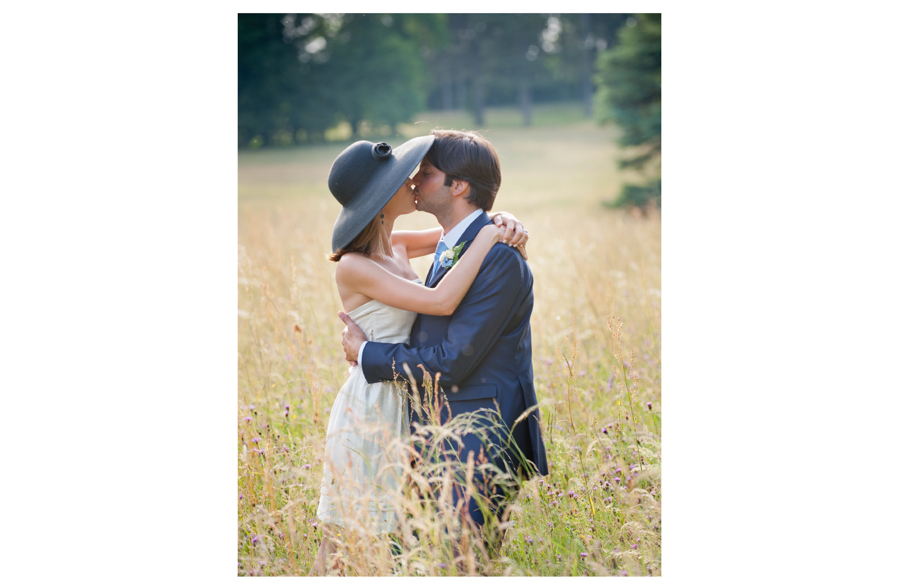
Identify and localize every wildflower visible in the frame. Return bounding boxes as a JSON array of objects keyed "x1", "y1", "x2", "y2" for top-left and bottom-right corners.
[
  {"x1": 605, "y1": 497, "x2": 613, "y2": 503},
  {"x1": 620, "y1": 570, "x2": 628, "y2": 576},
  {"x1": 548, "y1": 522, "x2": 554, "y2": 528},
  {"x1": 602, "y1": 428, "x2": 608, "y2": 434},
  {"x1": 437, "y1": 563, "x2": 447, "y2": 569},
  {"x1": 614, "y1": 477, "x2": 620, "y2": 483},
  {"x1": 251, "y1": 535, "x2": 259, "y2": 545},
  {"x1": 302, "y1": 464, "x2": 311, "y2": 469},
  {"x1": 550, "y1": 500, "x2": 558, "y2": 506},
  {"x1": 324, "y1": 407, "x2": 331, "y2": 413},
  {"x1": 242, "y1": 416, "x2": 252, "y2": 422},
  {"x1": 614, "y1": 547, "x2": 619, "y2": 553},
  {"x1": 631, "y1": 544, "x2": 639, "y2": 550},
  {"x1": 252, "y1": 437, "x2": 261, "y2": 443},
  {"x1": 568, "y1": 490, "x2": 575, "y2": 498},
  {"x1": 526, "y1": 537, "x2": 533, "y2": 544},
  {"x1": 249, "y1": 404, "x2": 255, "y2": 410},
  {"x1": 580, "y1": 552, "x2": 588, "y2": 558},
  {"x1": 239, "y1": 493, "x2": 243, "y2": 500},
  {"x1": 646, "y1": 401, "x2": 652, "y2": 410},
  {"x1": 556, "y1": 555, "x2": 562, "y2": 562},
  {"x1": 615, "y1": 467, "x2": 621, "y2": 474},
  {"x1": 279, "y1": 532, "x2": 284, "y2": 539}
]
